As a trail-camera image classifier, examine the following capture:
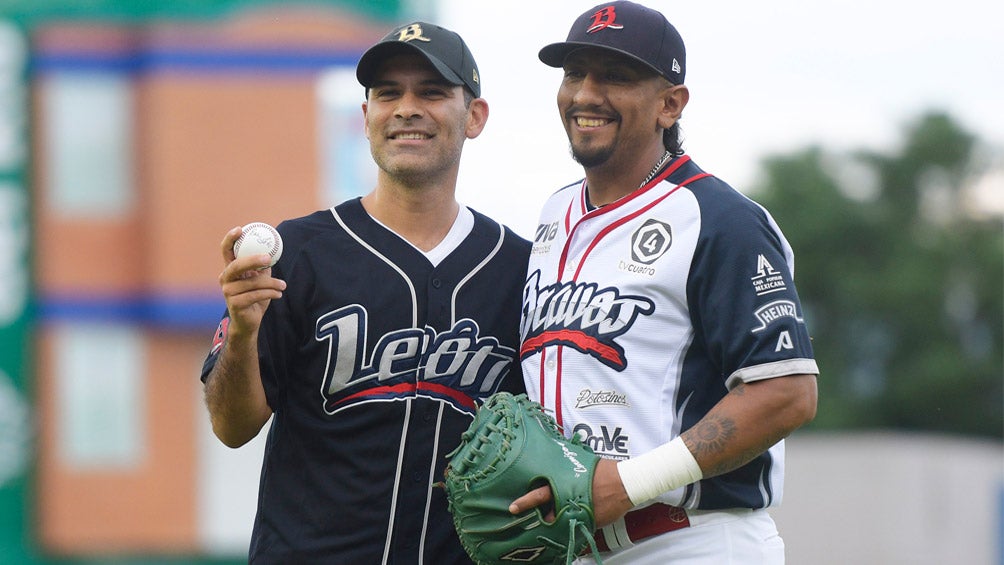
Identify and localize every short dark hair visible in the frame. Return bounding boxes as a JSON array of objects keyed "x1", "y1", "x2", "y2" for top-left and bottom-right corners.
[{"x1": 461, "y1": 87, "x2": 475, "y2": 108}]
